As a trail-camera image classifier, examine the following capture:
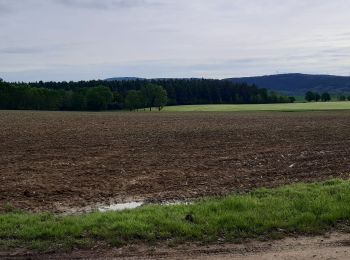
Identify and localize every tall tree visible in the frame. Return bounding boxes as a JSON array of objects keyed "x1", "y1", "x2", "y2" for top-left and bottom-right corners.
[
  {"x1": 154, "y1": 87, "x2": 168, "y2": 111},
  {"x1": 125, "y1": 90, "x2": 144, "y2": 111},
  {"x1": 141, "y1": 84, "x2": 168, "y2": 111},
  {"x1": 321, "y1": 92, "x2": 331, "y2": 102},
  {"x1": 305, "y1": 91, "x2": 315, "y2": 102},
  {"x1": 86, "y1": 86, "x2": 113, "y2": 110}
]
